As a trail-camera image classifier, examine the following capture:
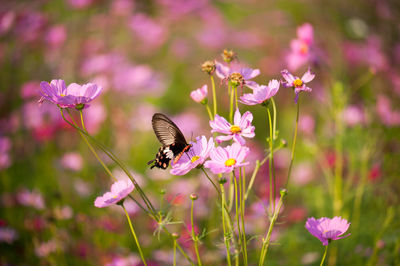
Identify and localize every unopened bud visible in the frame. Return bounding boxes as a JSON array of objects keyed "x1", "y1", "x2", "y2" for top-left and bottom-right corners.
[
  {"x1": 201, "y1": 60, "x2": 216, "y2": 75},
  {"x1": 190, "y1": 193, "x2": 198, "y2": 201}
]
